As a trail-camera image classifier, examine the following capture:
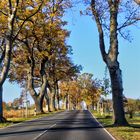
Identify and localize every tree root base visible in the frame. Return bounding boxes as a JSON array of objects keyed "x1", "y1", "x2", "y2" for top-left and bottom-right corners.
[{"x1": 113, "y1": 121, "x2": 129, "y2": 127}]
